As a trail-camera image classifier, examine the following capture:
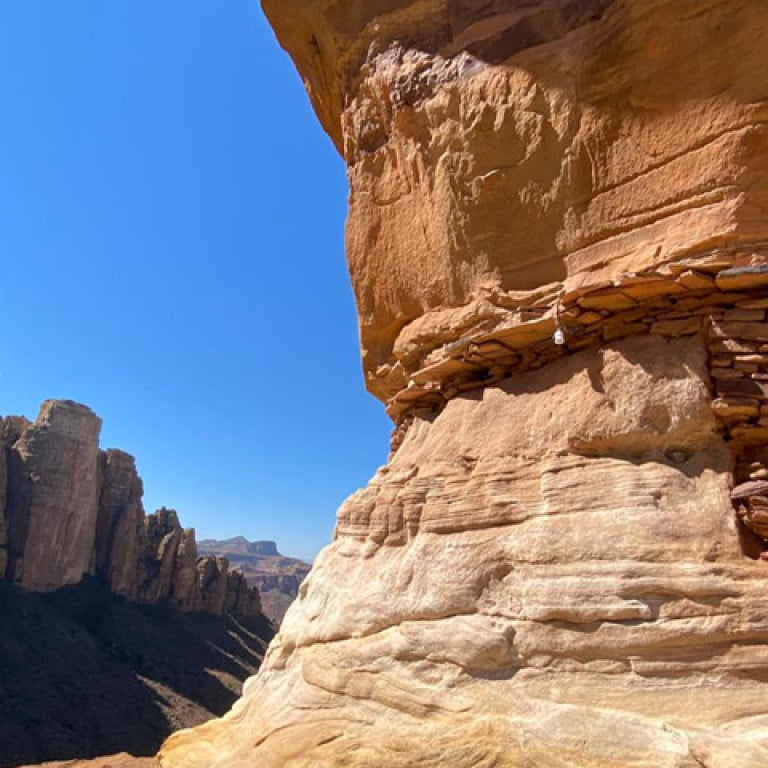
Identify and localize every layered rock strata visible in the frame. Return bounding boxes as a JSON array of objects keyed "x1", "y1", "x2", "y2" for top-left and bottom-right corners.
[
  {"x1": 159, "y1": 1, "x2": 768, "y2": 767},
  {"x1": 0, "y1": 400, "x2": 260, "y2": 618}
]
